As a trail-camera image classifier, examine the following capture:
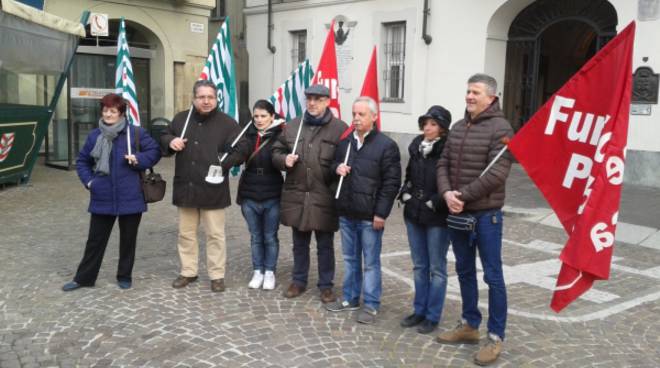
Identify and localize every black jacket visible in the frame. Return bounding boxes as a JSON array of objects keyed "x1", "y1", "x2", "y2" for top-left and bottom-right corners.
[
  {"x1": 160, "y1": 108, "x2": 242, "y2": 209},
  {"x1": 231, "y1": 120, "x2": 285, "y2": 204},
  {"x1": 333, "y1": 130, "x2": 401, "y2": 221},
  {"x1": 400, "y1": 135, "x2": 449, "y2": 227}
]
